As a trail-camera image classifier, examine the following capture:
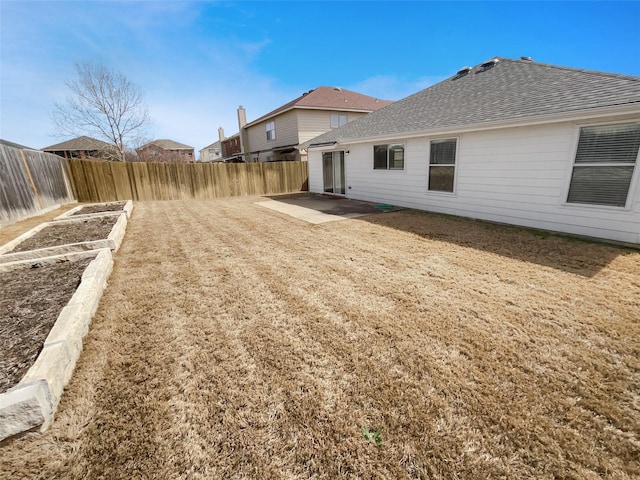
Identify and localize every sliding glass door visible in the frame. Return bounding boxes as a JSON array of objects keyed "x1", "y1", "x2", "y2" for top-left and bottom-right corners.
[{"x1": 322, "y1": 151, "x2": 345, "y2": 195}]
